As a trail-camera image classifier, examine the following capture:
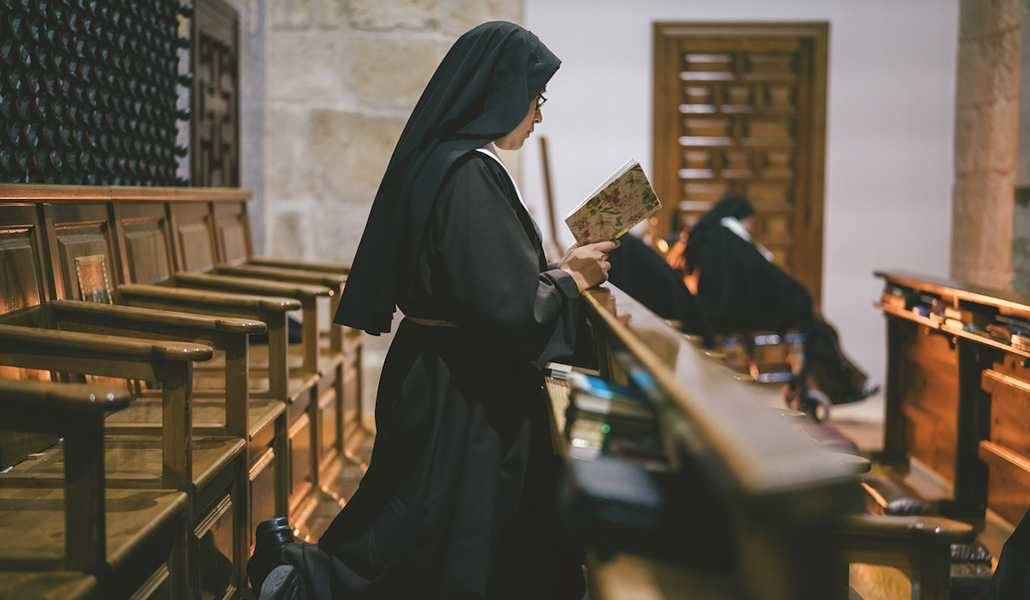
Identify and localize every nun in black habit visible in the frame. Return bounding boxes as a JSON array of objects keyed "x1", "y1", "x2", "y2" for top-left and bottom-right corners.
[
  {"x1": 606, "y1": 232, "x2": 713, "y2": 347},
  {"x1": 684, "y1": 194, "x2": 812, "y2": 334},
  {"x1": 682, "y1": 194, "x2": 878, "y2": 406},
  {"x1": 253, "y1": 21, "x2": 617, "y2": 600}
]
